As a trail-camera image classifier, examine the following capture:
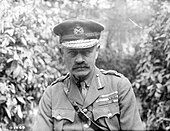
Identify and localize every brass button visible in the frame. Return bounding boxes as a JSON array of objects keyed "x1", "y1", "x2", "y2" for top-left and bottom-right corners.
[
  {"x1": 83, "y1": 108, "x2": 88, "y2": 113},
  {"x1": 107, "y1": 112, "x2": 113, "y2": 118},
  {"x1": 56, "y1": 115, "x2": 62, "y2": 120}
]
